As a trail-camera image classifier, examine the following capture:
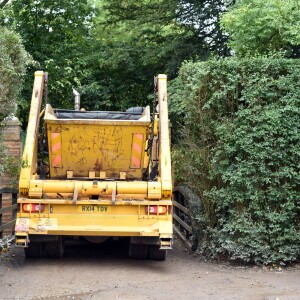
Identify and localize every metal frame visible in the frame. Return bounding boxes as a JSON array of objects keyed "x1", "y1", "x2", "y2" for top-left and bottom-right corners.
[{"x1": 173, "y1": 186, "x2": 200, "y2": 251}]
